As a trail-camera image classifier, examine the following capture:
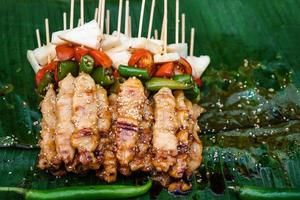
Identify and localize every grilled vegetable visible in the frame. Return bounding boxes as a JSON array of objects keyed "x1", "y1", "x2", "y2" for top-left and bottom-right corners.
[
  {"x1": 229, "y1": 185, "x2": 300, "y2": 200},
  {"x1": 37, "y1": 72, "x2": 54, "y2": 95},
  {"x1": 184, "y1": 82, "x2": 201, "y2": 103},
  {"x1": 173, "y1": 74, "x2": 193, "y2": 84},
  {"x1": 118, "y1": 65, "x2": 150, "y2": 80},
  {"x1": 35, "y1": 61, "x2": 57, "y2": 85},
  {"x1": 57, "y1": 61, "x2": 79, "y2": 81},
  {"x1": 92, "y1": 67, "x2": 115, "y2": 86},
  {"x1": 56, "y1": 45, "x2": 75, "y2": 61},
  {"x1": 178, "y1": 57, "x2": 192, "y2": 75},
  {"x1": 89, "y1": 50, "x2": 112, "y2": 68},
  {"x1": 79, "y1": 55, "x2": 94, "y2": 74},
  {"x1": 0, "y1": 179, "x2": 152, "y2": 200},
  {"x1": 155, "y1": 62, "x2": 174, "y2": 77},
  {"x1": 128, "y1": 49, "x2": 154, "y2": 73},
  {"x1": 74, "y1": 46, "x2": 90, "y2": 62},
  {"x1": 145, "y1": 77, "x2": 191, "y2": 91},
  {"x1": 153, "y1": 53, "x2": 180, "y2": 63}
]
